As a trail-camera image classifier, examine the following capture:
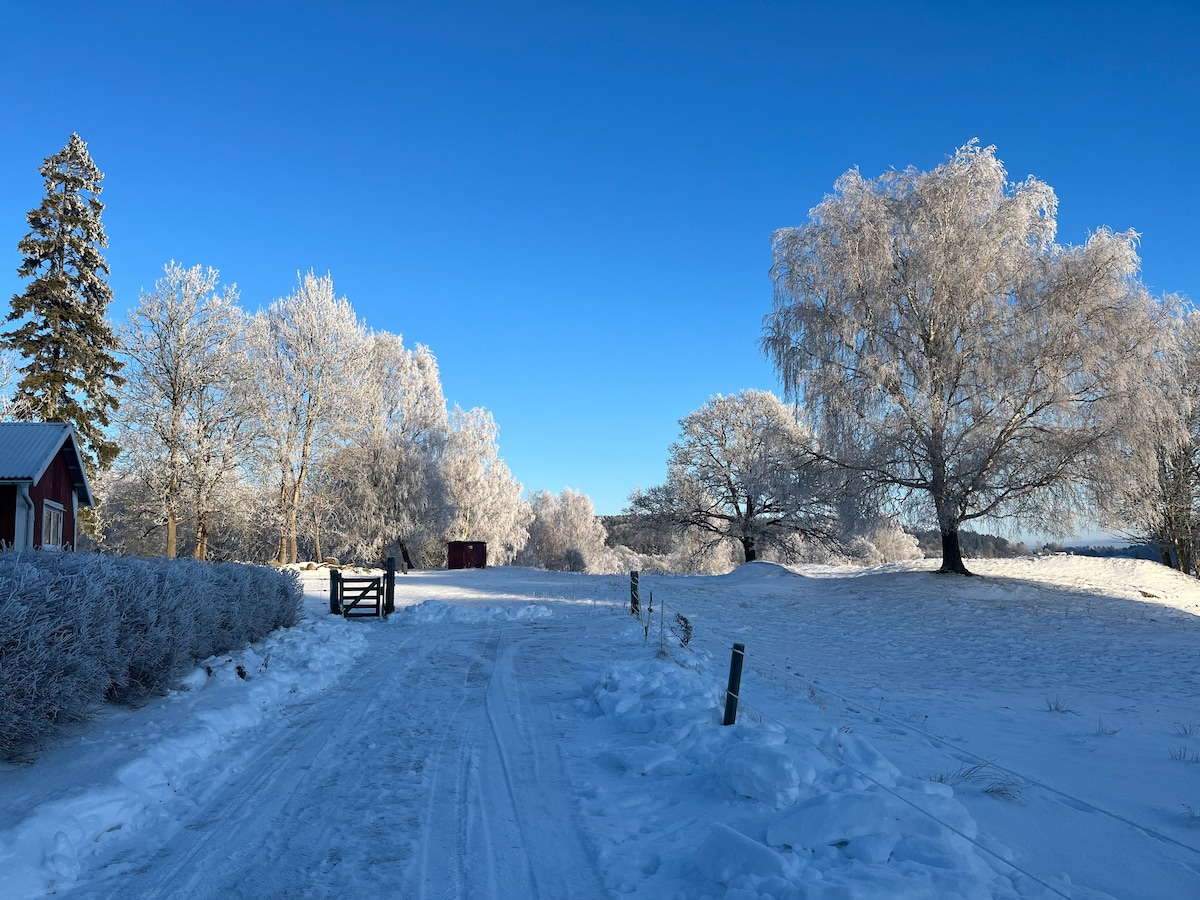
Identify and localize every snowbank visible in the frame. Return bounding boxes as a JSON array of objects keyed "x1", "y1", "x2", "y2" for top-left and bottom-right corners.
[{"x1": 577, "y1": 647, "x2": 1024, "y2": 898}]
